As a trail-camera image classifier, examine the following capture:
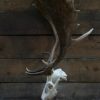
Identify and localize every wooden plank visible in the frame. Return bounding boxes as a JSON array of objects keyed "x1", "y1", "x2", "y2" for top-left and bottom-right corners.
[
  {"x1": 0, "y1": 59, "x2": 100, "y2": 82},
  {"x1": 0, "y1": 36, "x2": 53, "y2": 58},
  {"x1": 63, "y1": 60, "x2": 100, "y2": 82},
  {"x1": 0, "y1": 36, "x2": 99, "y2": 58},
  {"x1": 0, "y1": 59, "x2": 46, "y2": 82},
  {"x1": 75, "y1": 0, "x2": 100, "y2": 10},
  {"x1": 76, "y1": 11, "x2": 100, "y2": 35},
  {"x1": 67, "y1": 36, "x2": 100, "y2": 58},
  {"x1": 0, "y1": 0, "x2": 99, "y2": 11},
  {"x1": 0, "y1": 83, "x2": 100, "y2": 100},
  {"x1": 0, "y1": 10, "x2": 100, "y2": 35},
  {"x1": 0, "y1": 9, "x2": 53, "y2": 35},
  {"x1": 75, "y1": 21, "x2": 100, "y2": 35},
  {"x1": 78, "y1": 11, "x2": 100, "y2": 22},
  {"x1": 0, "y1": 0, "x2": 33, "y2": 11}
]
